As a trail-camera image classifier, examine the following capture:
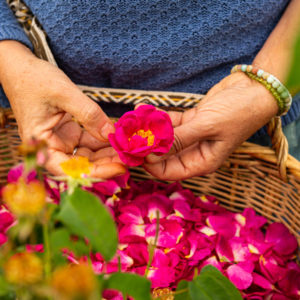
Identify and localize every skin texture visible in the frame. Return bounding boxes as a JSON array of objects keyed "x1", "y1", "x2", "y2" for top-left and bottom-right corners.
[
  {"x1": 0, "y1": 41, "x2": 126, "y2": 178},
  {"x1": 145, "y1": 0, "x2": 300, "y2": 180},
  {"x1": 144, "y1": 73, "x2": 277, "y2": 180},
  {"x1": 0, "y1": 0, "x2": 299, "y2": 180}
]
